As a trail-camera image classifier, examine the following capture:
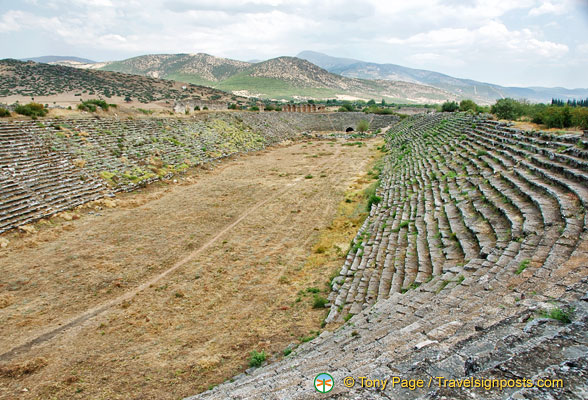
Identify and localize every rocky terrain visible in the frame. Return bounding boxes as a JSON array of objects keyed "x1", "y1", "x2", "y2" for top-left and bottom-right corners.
[
  {"x1": 187, "y1": 112, "x2": 588, "y2": 399},
  {"x1": 94, "y1": 54, "x2": 454, "y2": 103},
  {"x1": 104, "y1": 53, "x2": 250, "y2": 84},
  {"x1": 35, "y1": 52, "x2": 588, "y2": 105},
  {"x1": 0, "y1": 59, "x2": 239, "y2": 105}
]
